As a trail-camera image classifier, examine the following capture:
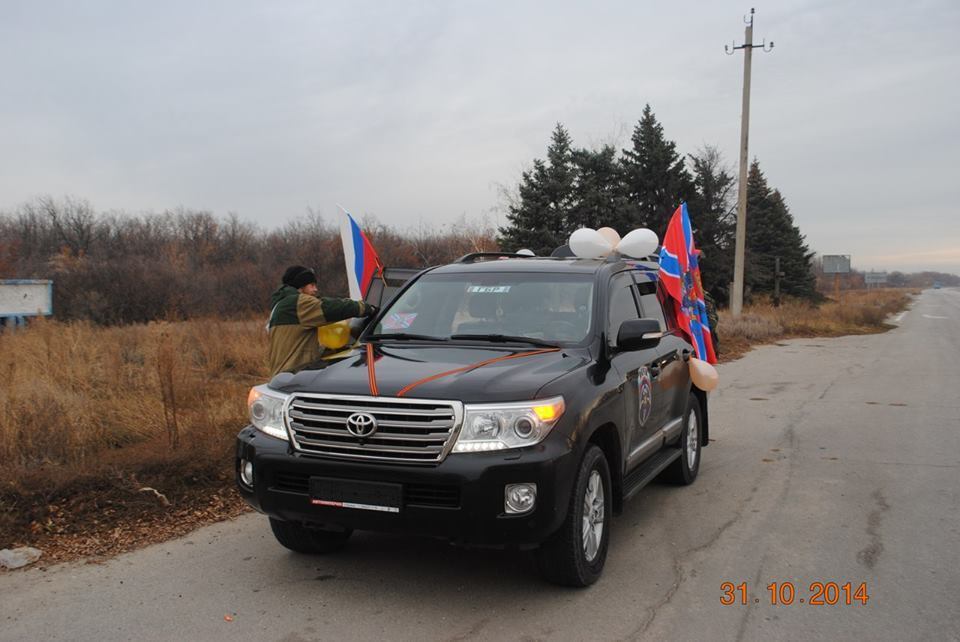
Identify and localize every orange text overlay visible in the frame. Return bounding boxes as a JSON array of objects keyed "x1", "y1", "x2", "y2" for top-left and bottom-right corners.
[{"x1": 720, "y1": 581, "x2": 870, "y2": 606}]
